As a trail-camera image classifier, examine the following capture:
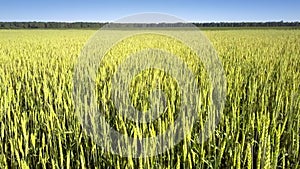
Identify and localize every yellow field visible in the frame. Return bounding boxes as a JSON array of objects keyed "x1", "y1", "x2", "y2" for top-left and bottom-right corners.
[{"x1": 0, "y1": 29, "x2": 299, "y2": 168}]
